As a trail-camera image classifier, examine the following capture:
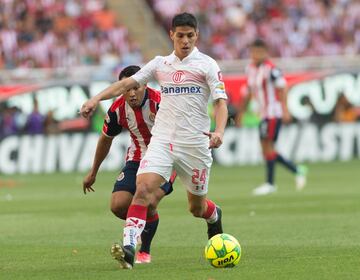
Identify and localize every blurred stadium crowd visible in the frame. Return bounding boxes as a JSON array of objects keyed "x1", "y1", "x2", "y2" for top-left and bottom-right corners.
[
  {"x1": 0, "y1": 0, "x2": 359, "y2": 70},
  {"x1": 0, "y1": 0, "x2": 142, "y2": 69},
  {"x1": 149, "y1": 0, "x2": 360, "y2": 59},
  {"x1": 0, "y1": 99, "x2": 61, "y2": 138}
]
